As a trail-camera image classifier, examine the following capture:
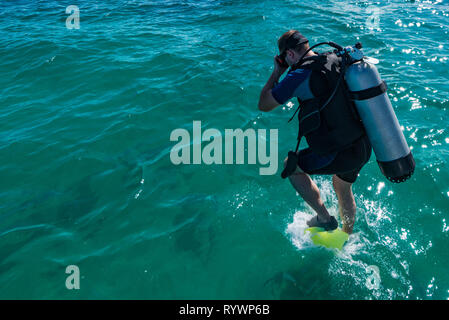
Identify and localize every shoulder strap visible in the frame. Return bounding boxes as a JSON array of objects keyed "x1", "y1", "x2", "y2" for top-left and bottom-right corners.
[{"x1": 291, "y1": 52, "x2": 331, "y2": 71}]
